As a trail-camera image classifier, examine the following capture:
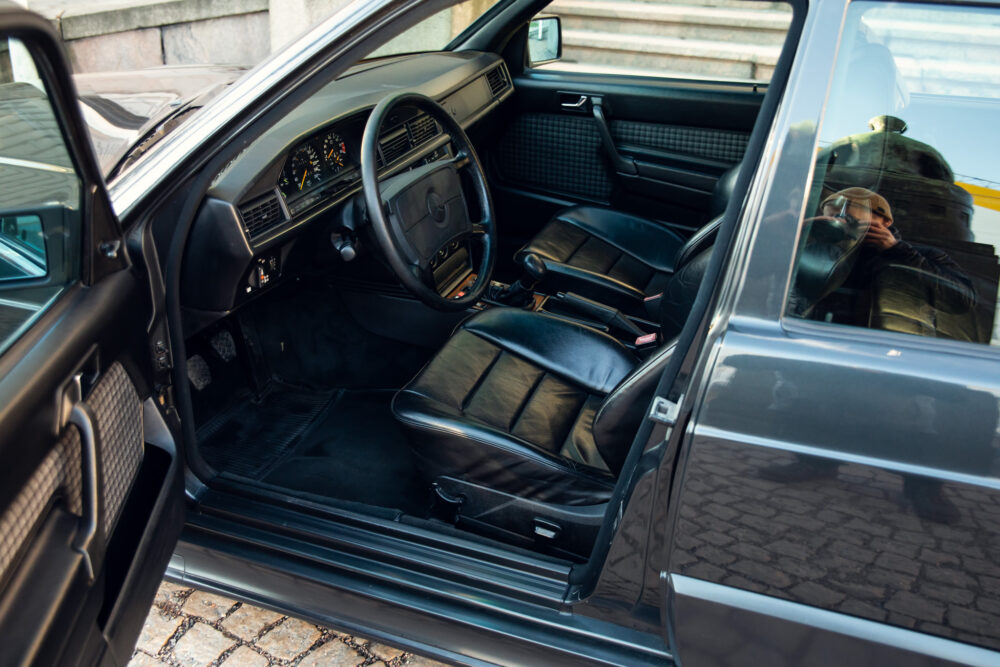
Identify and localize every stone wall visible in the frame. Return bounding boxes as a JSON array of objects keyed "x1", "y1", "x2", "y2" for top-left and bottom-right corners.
[
  {"x1": 27, "y1": 0, "x2": 350, "y2": 73},
  {"x1": 27, "y1": 0, "x2": 793, "y2": 78}
]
